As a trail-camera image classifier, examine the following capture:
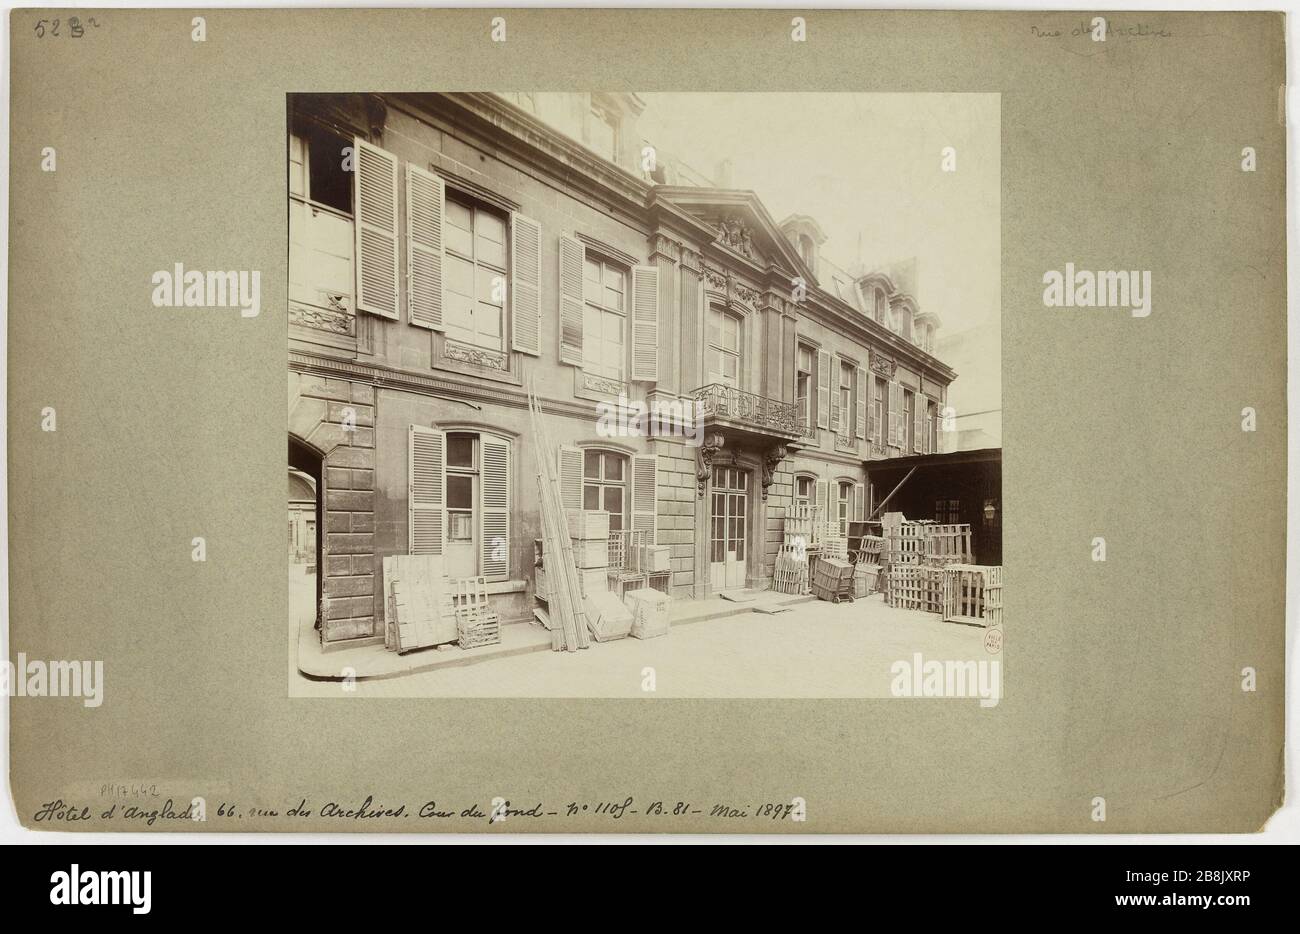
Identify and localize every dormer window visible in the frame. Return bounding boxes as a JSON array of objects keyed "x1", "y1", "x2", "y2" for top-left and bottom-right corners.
[{"x1": 799, "y1": 234, "x2": 816, "y2": 269}]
